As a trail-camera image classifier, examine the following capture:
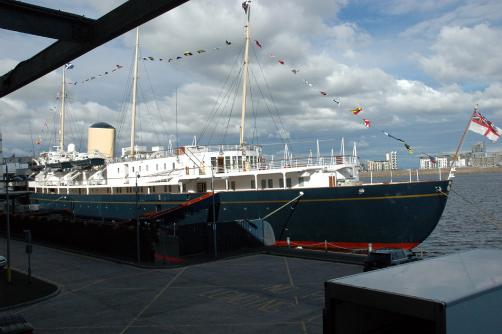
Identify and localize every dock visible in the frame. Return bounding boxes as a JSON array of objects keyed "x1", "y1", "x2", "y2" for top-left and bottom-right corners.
[{"x1": 0, "y1": 238, "x2": 362, "y2": 333}]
